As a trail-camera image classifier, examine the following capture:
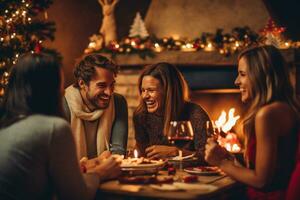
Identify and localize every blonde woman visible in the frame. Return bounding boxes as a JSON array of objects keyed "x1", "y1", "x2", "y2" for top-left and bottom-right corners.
[{"x1": 205, "y1": 45, "x2": 300, "y2": 200}]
